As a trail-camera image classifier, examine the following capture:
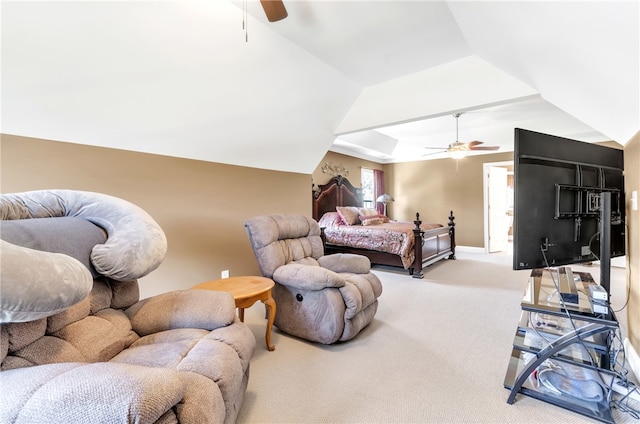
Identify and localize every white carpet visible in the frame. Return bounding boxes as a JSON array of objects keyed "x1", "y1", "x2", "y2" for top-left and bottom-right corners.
[{"x1": 236, "y1": 250, "x2": 638, "y2": 423}]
